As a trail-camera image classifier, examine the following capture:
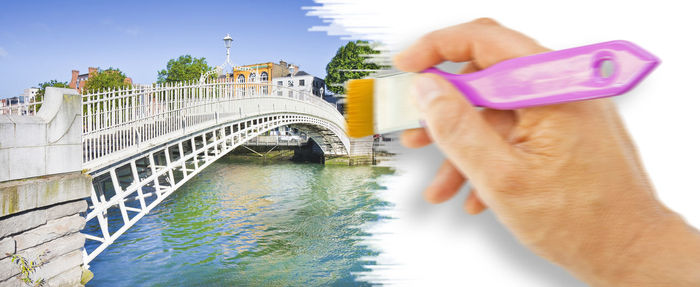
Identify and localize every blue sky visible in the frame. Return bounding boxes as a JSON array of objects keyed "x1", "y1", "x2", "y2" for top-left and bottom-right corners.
[{"x1": 0, "y1": 0, "x2": 346, "y2": 97}]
